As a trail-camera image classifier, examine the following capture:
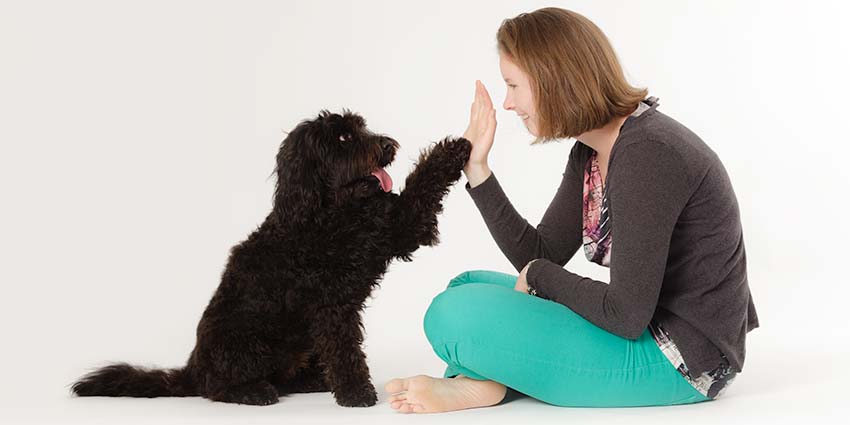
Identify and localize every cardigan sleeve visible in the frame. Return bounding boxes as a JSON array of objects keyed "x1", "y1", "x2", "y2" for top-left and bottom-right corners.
[
  {"x1": 526, "y1": 141, "x2": 692, "y2": 339},
  {"x1": 465, "y1": 143, "x2": 585, "y2": 272}
]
